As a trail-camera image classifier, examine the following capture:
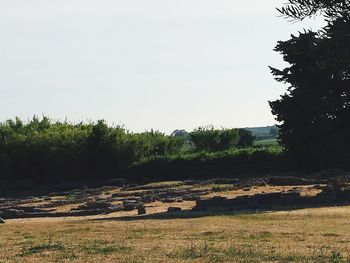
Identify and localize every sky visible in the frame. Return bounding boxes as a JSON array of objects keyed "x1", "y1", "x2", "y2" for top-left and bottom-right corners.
[{"x1": 0, "y1": 1, "x2": 325, "y2": 133}]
